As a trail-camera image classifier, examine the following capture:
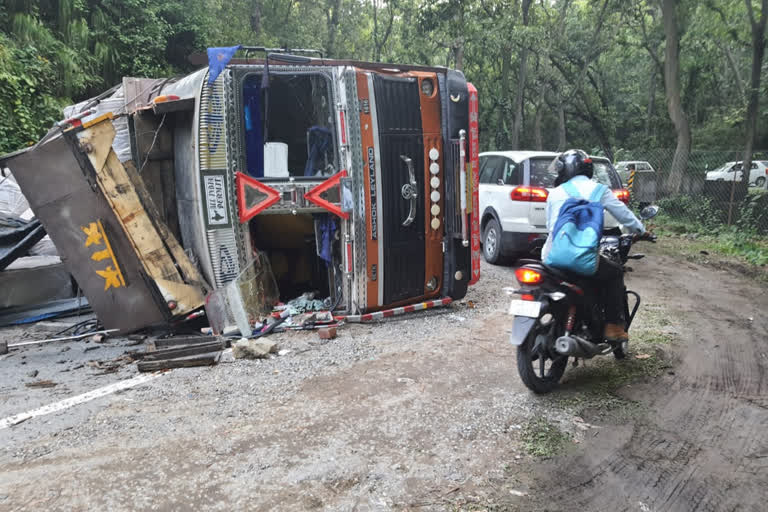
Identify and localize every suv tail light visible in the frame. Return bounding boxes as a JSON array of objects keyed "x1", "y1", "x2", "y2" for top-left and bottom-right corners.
[
  {"x1": 614, "y1": 188, "x2": 630, "y2": 205},
  {"x1": 510, "y1": 186, "x2": 548, "y2": 202}
]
